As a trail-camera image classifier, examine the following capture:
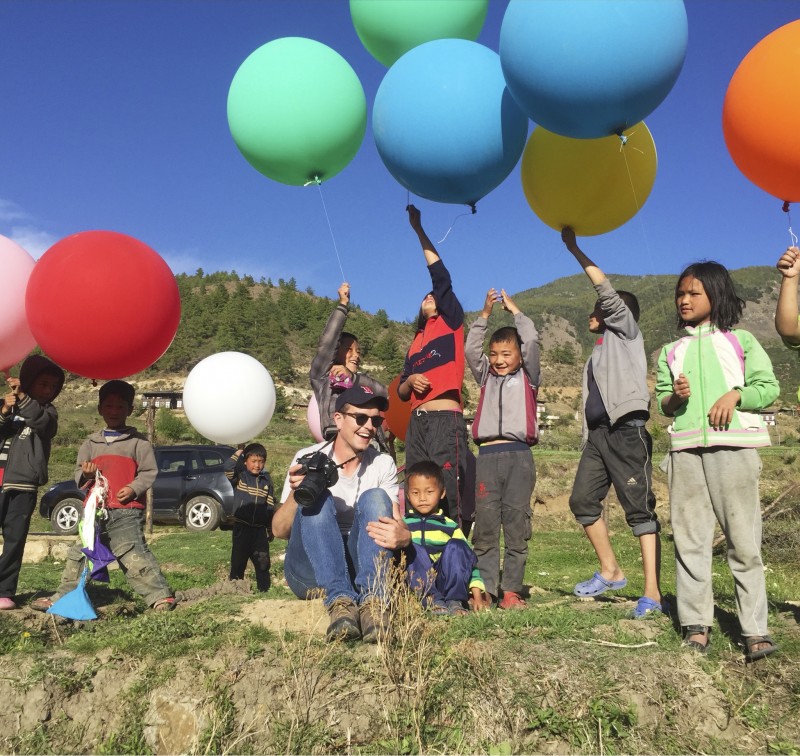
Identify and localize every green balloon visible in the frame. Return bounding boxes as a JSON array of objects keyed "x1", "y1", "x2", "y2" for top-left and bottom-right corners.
[
  {"x1": 350, "y1": 0, "x2": 488, "y2": 67},
  {"x1": 227, "y1": 37, "x2": 367, "y2": 186}
]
